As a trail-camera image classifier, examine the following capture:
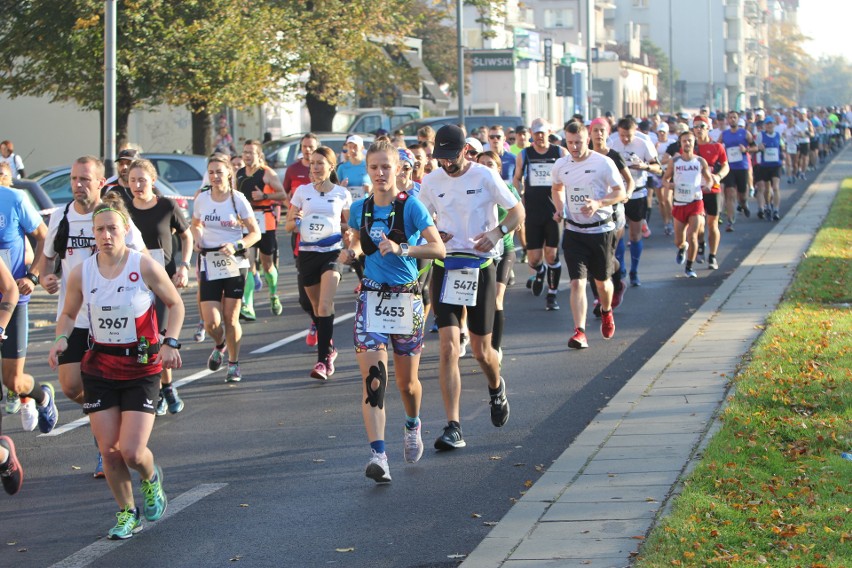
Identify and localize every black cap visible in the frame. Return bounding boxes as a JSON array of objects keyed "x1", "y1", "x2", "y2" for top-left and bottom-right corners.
[
  {"x1": 116, "y1": 148, "x2": 140, "y2": 162},
  {"x1": 432, "y1": 125, "x2": 466, "y2": 159}
]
